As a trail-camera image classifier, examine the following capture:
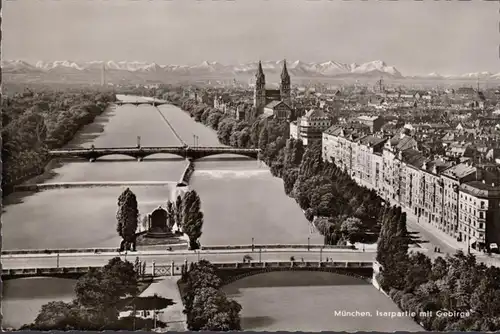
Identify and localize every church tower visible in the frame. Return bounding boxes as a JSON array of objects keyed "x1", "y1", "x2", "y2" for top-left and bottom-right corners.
[
  {"x1": 254, "y1": 61, "x2": 266, "y2": 114},
  {"x1": 280, "y1": 59, "x2": 291, "y2": 106}
]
